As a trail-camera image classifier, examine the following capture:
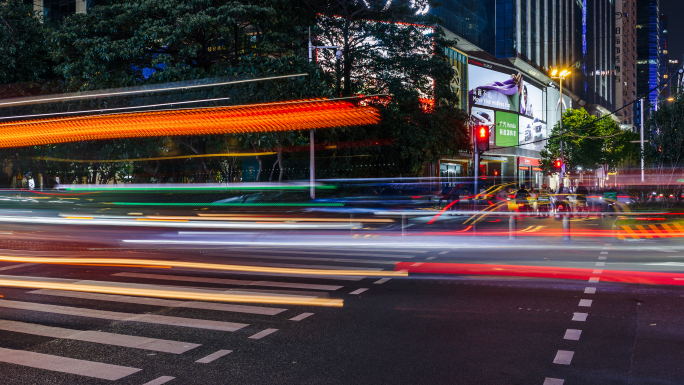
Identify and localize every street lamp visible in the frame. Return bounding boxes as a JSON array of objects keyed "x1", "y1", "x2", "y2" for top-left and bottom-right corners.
[
  {"x1": 307, "y1": 27, "x2": 342, "y2": 199},
  {"x1": 550, "y1": 68, "x2": 571, "y2": 188}
]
